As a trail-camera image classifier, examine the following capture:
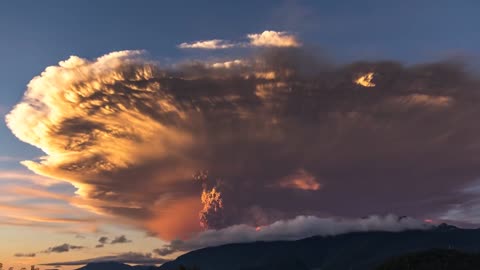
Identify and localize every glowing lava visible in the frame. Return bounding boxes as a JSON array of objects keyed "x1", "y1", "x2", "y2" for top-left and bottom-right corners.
[{"x1": 194, "y1": 170, "x2": 224, "y2": 230}]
